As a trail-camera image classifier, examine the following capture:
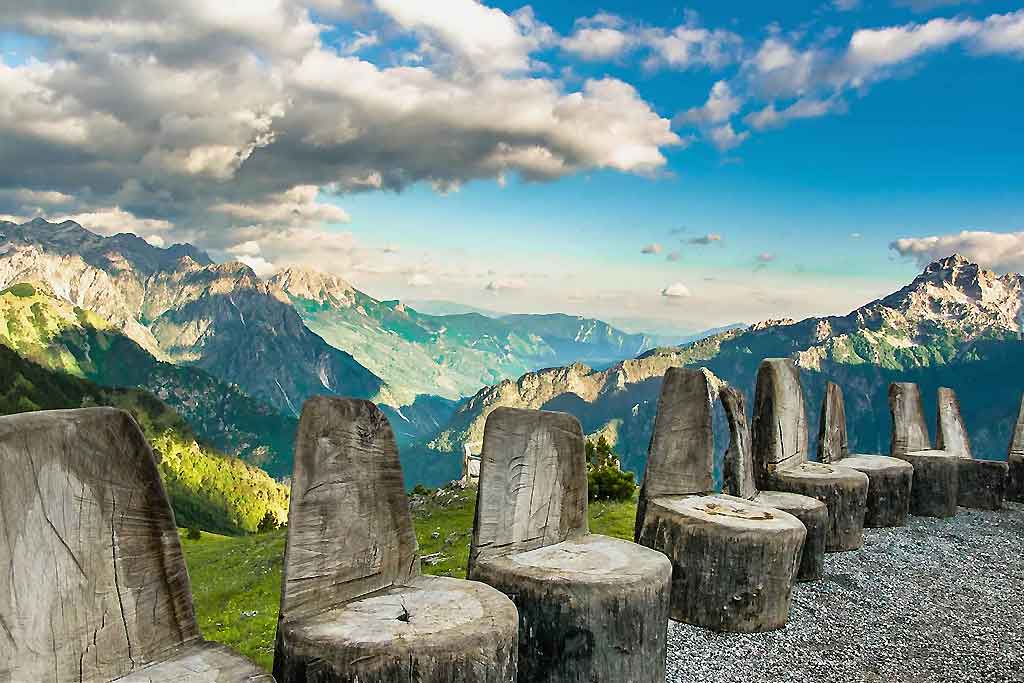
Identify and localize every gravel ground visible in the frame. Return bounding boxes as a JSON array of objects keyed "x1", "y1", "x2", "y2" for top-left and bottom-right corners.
[{"x1": 666, "y1": 501, "x2": 1024, "y2": 683}]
